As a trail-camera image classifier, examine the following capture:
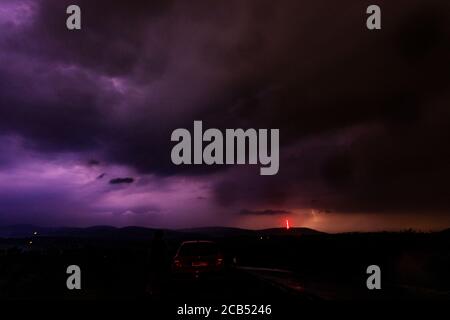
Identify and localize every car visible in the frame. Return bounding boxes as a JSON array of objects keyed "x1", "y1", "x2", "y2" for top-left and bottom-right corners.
[{"x1": 172, "y1": 240, "x2": 225, "y2": 277}]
